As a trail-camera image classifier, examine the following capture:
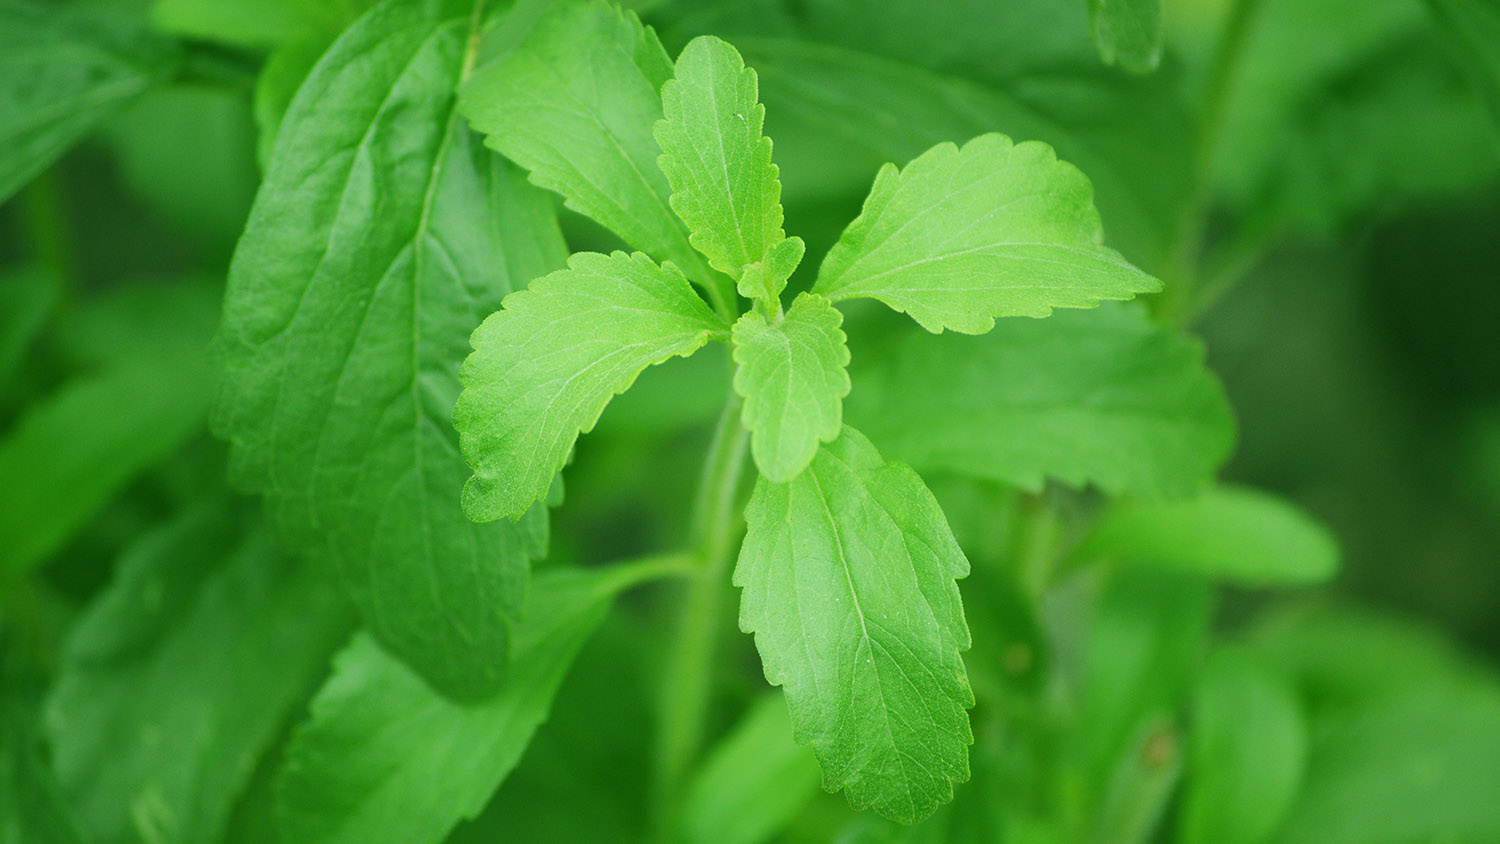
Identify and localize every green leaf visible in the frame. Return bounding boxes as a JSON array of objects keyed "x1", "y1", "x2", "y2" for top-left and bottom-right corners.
[
  {"x1": 1087, "y1": 0, "x2": 1163, "y2": 73},
  {"x1": 813, "y1": 133, "x2": 1160, "y2": 334},
  {"x1": 679, "y1": 695, "x2": 821, "y2": 844},
  {"x1": 0, "y1": 281, "x2": 217, "y2": 581},
  {"x1": 460, "y1": 2, "x2": 714, "y2": 283},
  {"x1": 850, "y1": 304, "x2": 1234, "y2": 498},
  {"x1": 736, "y1": 235, "x2": 806, "y2": 302},
  {"x1": 0, "y1": 1, "x2": 176, "y2": 204},
  {"x1": 1076, "y1": 486, "x2": 1340, "y2": 586},
  {"x1": 742, "y1": 39, "x2": 1193, "y2": 269},
  {"x1": 0, "y1": 268, "x2": 55, "y2": 392},
  {"x1": 1426, "y1": 0, "x2": 1500, "y2": 130},
  {"x1": 732, "y1": 293, "x2": 851, "y2": 483},
  {"x1": 274, "y1": 565, "x2": 657, "y2": 844},
  {"x1": 252, "y1": 34, "x2": 334, "y2": 169},
  {"x1": 213, "y1": 0, "x2": 568, "y2": 700},
  {"x1": 1, "y1": 703, "x2": 87, "y2": 844},
  {"x1": 1271, "y1": 683, "x2": 1500, "y2": 844},
  {"x1": 1079, "y1": 570, "x2": 1211, "y2": 781},
  {"x1": 735, "y1": 425, "x2": 974, "y2": 824},
  {"x1": 45, "y1": 504, "x2": 352, "y2": 844},
  {"x1": 455, "y1": 250, "x2": 726, "y2": 522},
  {"x1": 1178, "y1": 649, "x2": 1307, "y2": 844},
  {"x1": 655, "y1": 35, "x2": 788, "y2": 281},
  {"x1": 151, "y1": 0, "x2": 367, "y2": 46}
]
